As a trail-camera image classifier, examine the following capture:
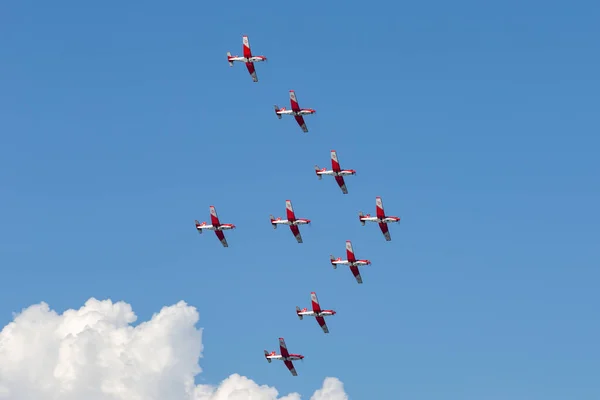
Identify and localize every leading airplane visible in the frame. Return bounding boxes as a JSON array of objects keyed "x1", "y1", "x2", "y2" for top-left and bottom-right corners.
[
  {"x1": 315, "y1": 150, "x2": 356, "y2": 194},
  {"x1": 358, "y1": 196, "x2": 401, "y2": 241},
  {"x1": 264, "y1": 337, "x2": 304, "y2": 376},
  {"x1": 195, "y1": 206, "x2": 236, "y2": 247},
  {"x1": 270, "y1": 200, "x2": 311, "y2": 243},
  {"x1": 296, "y1": 292, "x2": 336, "y2": 333},
  {"x1": 330, "y1": 240, "x2": 371, "y2": 284},
  {"x1": 274, "y1": 90, "x2": 316, "y2": 133},
  {"x1": 227, "y1": 35, "x2": 267, "y2": 82}
]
